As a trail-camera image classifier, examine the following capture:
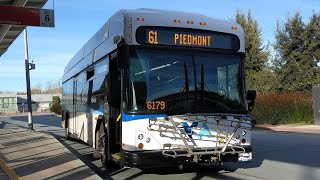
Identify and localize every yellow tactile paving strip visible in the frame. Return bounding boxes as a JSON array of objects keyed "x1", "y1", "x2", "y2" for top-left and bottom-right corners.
[{"x1": 0, "y1": 157, "x2": 22, "y2": 180}]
